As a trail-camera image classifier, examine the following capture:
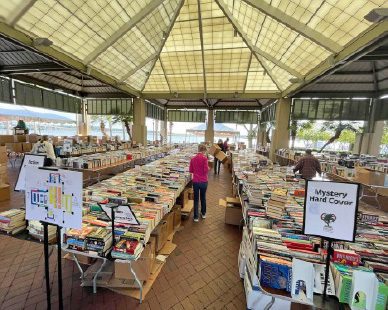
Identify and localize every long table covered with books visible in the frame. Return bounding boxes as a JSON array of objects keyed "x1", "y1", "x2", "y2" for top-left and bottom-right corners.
[
  {"x1": 0, "y1": 146, "x2": 194, "y2": 304},
  {"x1": 232, "y1": 150, "x2": 387, "y2": 310}
]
